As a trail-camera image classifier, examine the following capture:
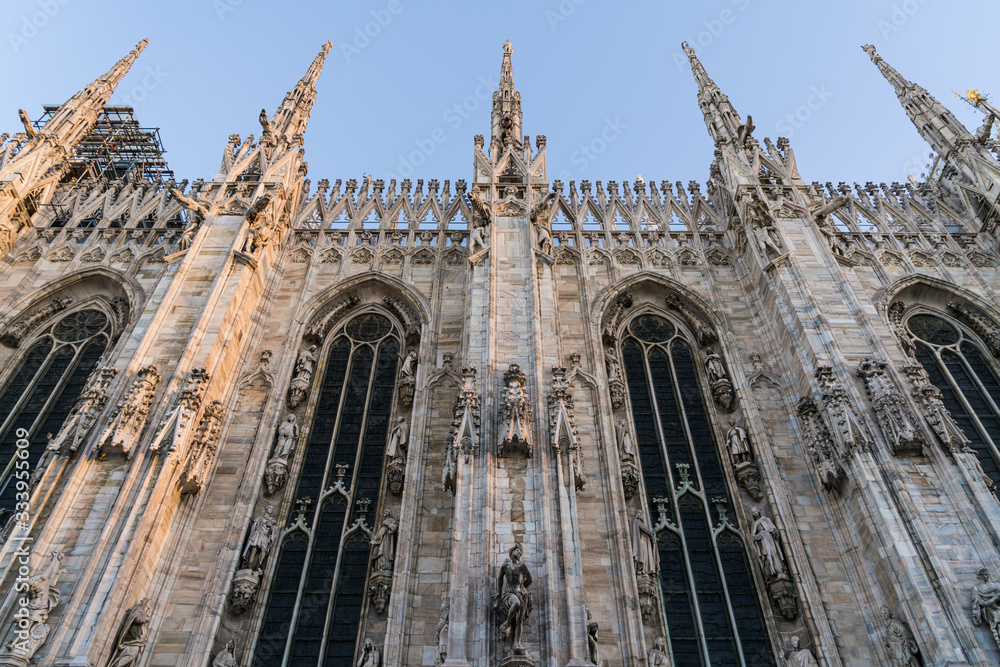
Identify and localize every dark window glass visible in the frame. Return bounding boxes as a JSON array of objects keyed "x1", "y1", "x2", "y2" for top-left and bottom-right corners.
[
  {"x1": 909, "y1": 314, "x2": 1000, "y2": 493},
  {"x1": 619, "y1": 314, "x2": 776, "y2": 666},
  {"x1": 0, "y1": 310, "x2": 109, "y2": 517},
  {"x1": 256, "y1": 313, "x2": 401, "y2": 666}
]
